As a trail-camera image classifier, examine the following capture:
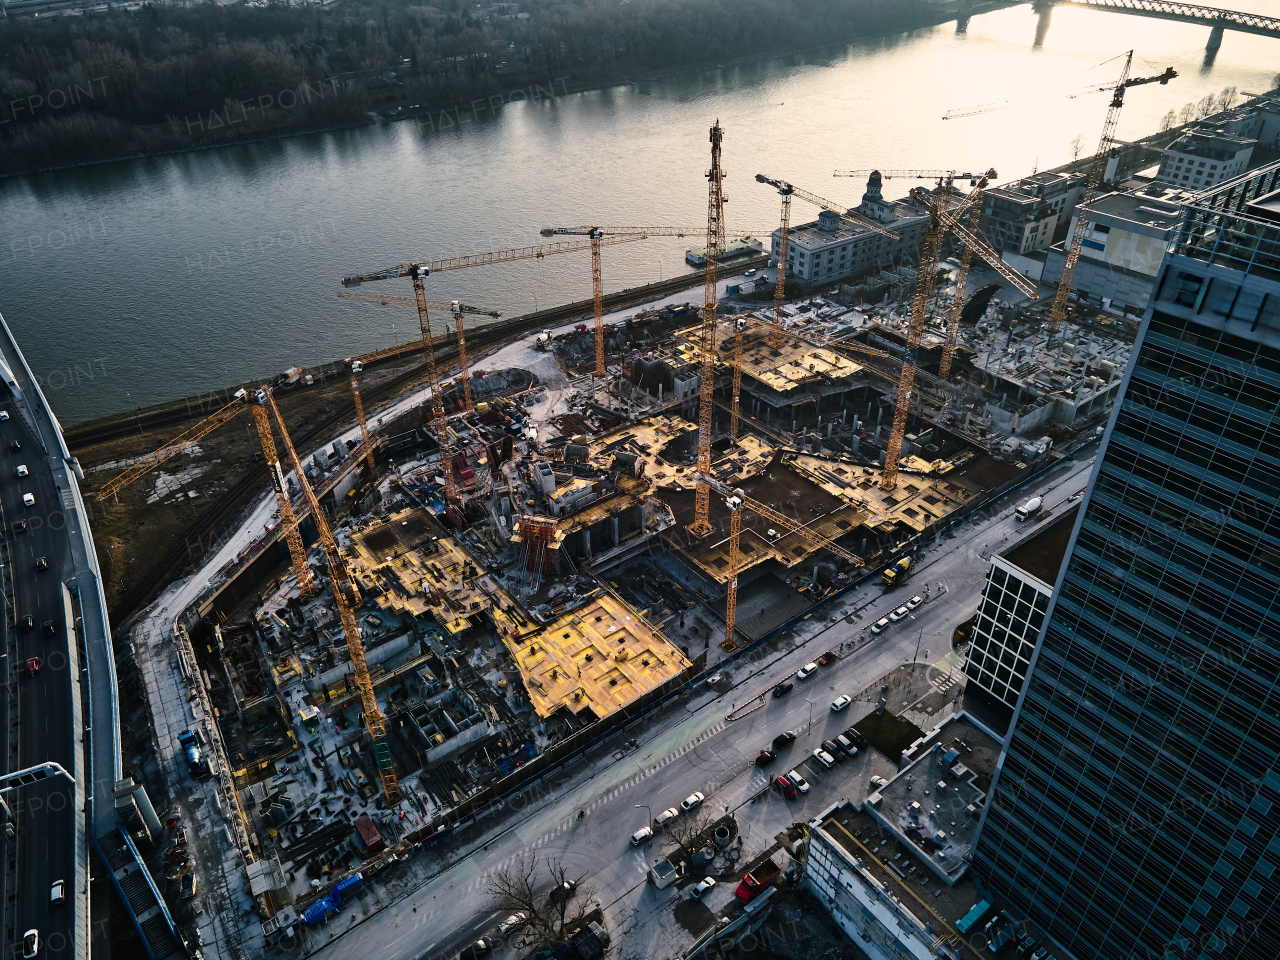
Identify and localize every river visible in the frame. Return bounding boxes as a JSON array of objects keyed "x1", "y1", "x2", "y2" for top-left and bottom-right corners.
[{"x1": 1, "y1": 1, "x2": 1277, "y2": 424}]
